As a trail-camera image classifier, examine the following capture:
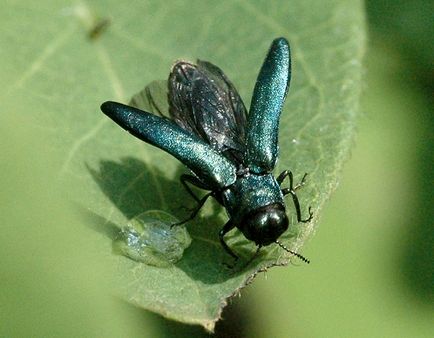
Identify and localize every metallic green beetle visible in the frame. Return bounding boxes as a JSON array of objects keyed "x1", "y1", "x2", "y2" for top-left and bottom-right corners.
[{"x1": 101, "y1": 38, "x2": 312, "y2": 262}]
